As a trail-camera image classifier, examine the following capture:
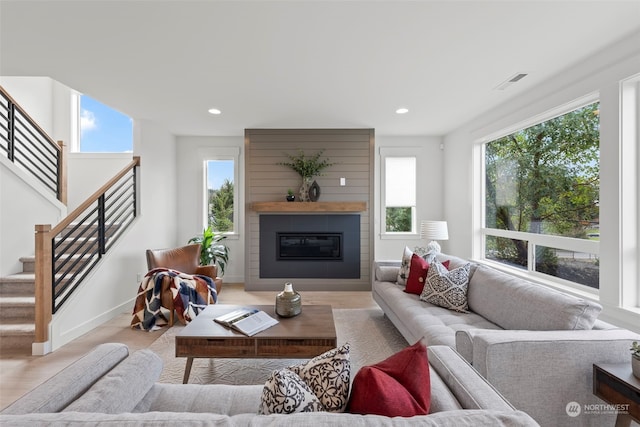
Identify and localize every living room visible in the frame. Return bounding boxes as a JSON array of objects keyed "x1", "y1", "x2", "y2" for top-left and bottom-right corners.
[{"x1": 1, "y1": 1, "x2": 639, "y2": 425}]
